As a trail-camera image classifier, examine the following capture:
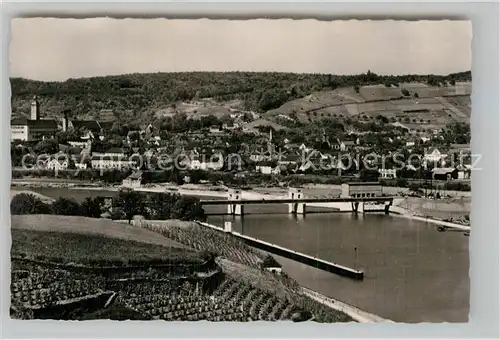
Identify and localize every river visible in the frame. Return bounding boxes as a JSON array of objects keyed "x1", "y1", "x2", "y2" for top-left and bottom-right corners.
[{"x1": 23, "y1": 187, "x2": 469, "y2": 323}]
